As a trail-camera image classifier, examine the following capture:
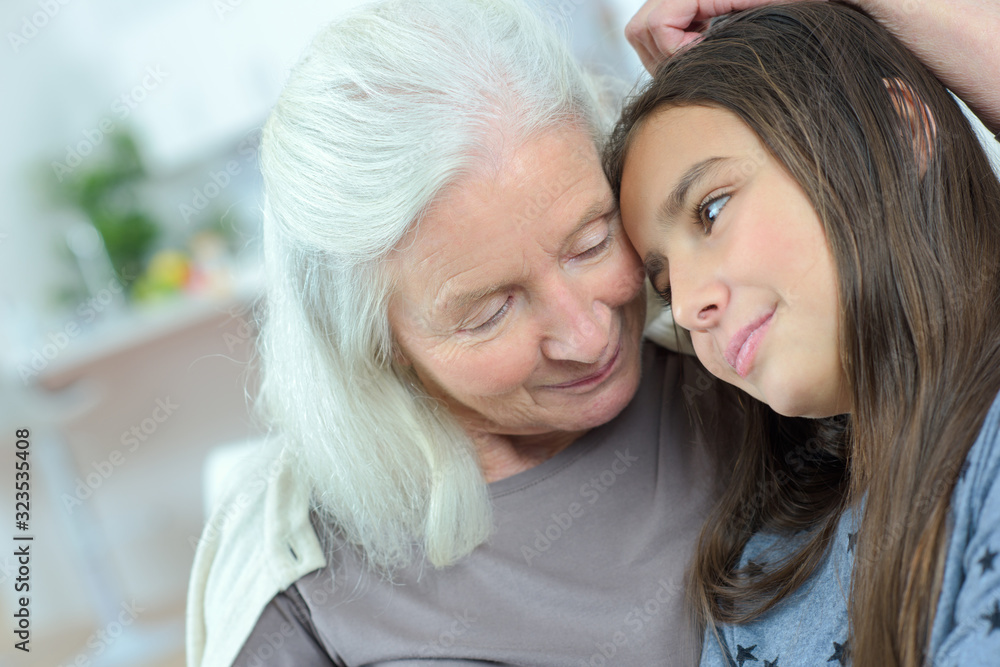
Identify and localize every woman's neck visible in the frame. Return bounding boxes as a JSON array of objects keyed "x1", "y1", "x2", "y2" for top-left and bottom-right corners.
[{"x1": 470, "y1": 429, "x2": 589, "y2": 484}]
